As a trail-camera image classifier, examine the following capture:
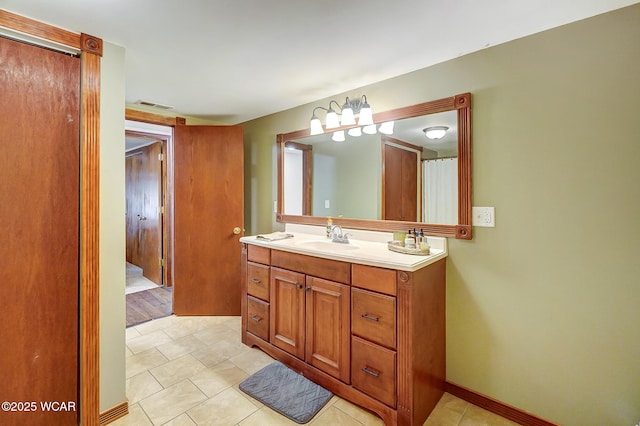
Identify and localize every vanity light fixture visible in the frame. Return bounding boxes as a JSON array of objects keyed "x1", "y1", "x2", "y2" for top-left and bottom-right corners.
[
  {"x1": 423, "y1": 126, "x2": 449, "y2": 140},
  {"x1": 309, "y1": 95, "x2": 373, "y2": 136}
]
